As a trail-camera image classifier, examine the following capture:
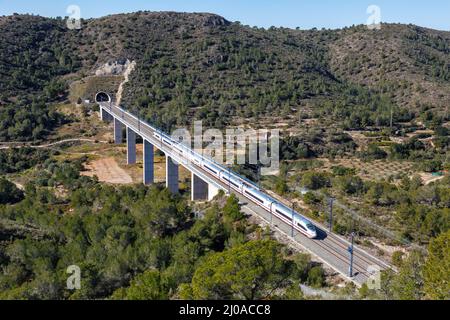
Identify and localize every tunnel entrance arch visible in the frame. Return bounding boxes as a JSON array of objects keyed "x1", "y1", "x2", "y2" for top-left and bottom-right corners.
[{"x1": 95, "y1": 92, "x2": 112, "y2": 103}]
